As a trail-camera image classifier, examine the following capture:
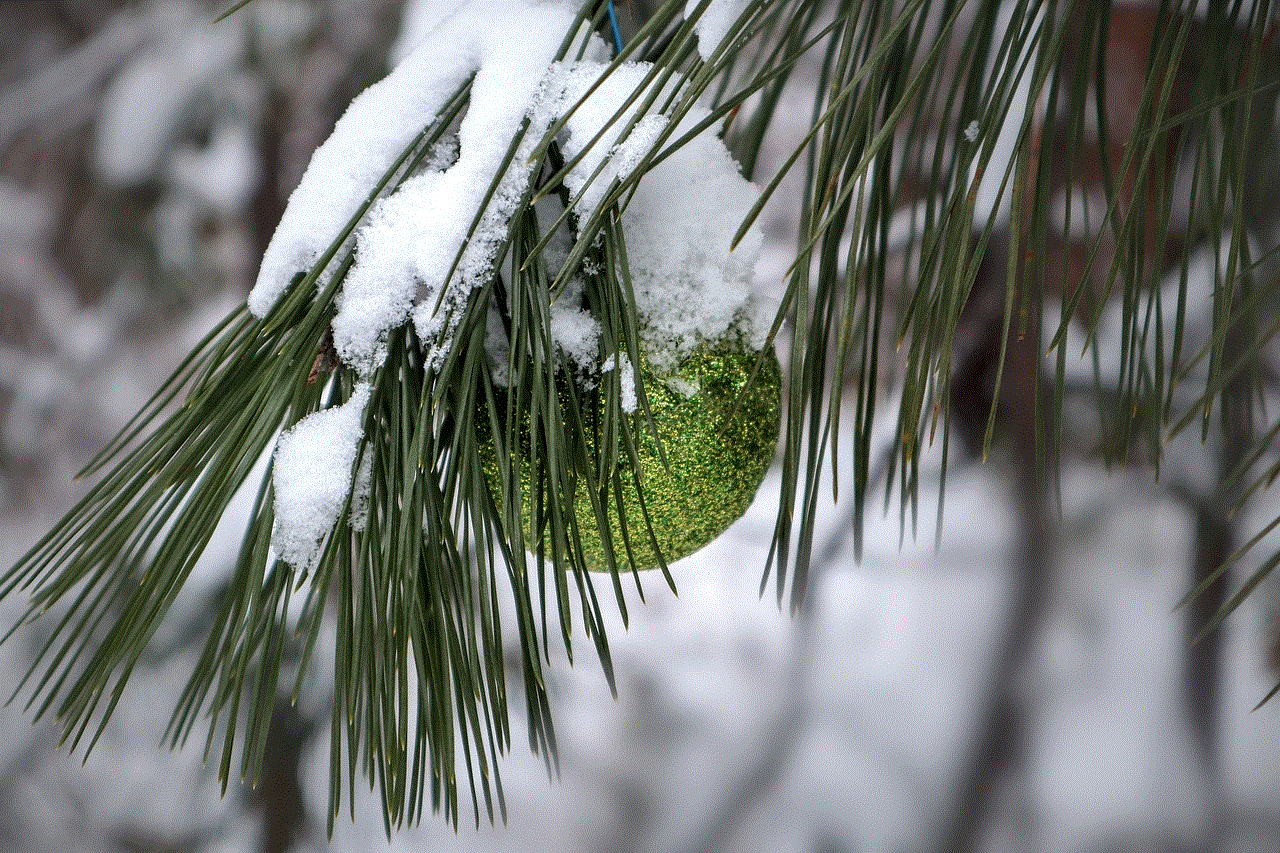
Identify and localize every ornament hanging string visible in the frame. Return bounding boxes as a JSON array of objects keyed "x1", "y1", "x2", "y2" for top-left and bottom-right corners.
[{"x1": 607, "y1": 0, "x2": 625, "y2": 55}]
